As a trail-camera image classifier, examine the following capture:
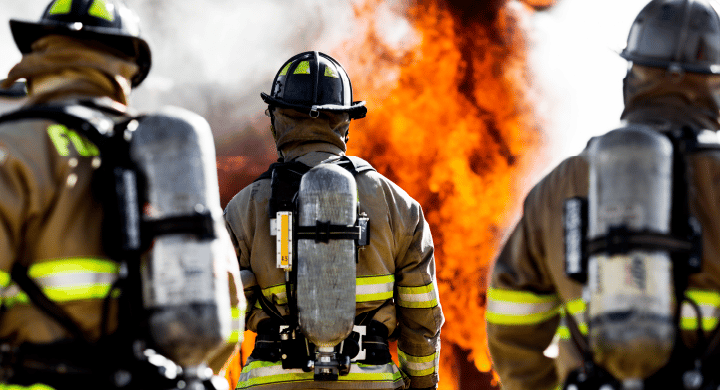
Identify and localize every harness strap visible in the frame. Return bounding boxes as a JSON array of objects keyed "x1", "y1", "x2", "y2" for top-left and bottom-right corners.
[{"x1": 9, "y1": 263, "x2": 88, "y2": 343}]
